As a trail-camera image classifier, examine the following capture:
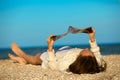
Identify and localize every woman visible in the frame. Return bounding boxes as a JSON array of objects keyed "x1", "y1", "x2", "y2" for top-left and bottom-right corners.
[{"x1": 8, "y1": 27, "x2": 106, "y2": 74}]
